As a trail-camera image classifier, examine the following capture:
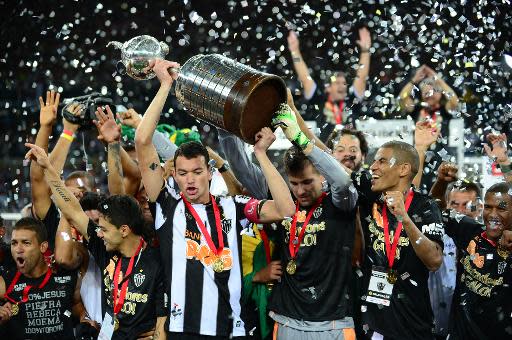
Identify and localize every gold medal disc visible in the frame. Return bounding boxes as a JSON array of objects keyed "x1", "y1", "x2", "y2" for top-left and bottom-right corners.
[
  {"x1": 387, "y1": 269, "x2": 398, "y2": 284},
  {"x1": 212, "y1": 258, "x2": 224, "y2": 273},
  {"x1": 286, "y1": 260, "x2": 297, "y2": 275},
  {"x1": 113, "y1": 316, "x2": 119, "y2": 331},
  {"x1": 11, "y1": 303, "x2": 19, "y2": 316},
  {"x1": 497, "y1": 245, "x2": 510, "y2": 259}
]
